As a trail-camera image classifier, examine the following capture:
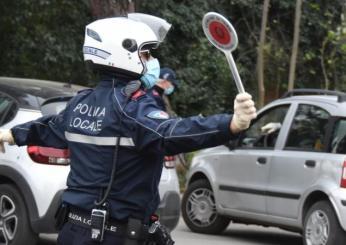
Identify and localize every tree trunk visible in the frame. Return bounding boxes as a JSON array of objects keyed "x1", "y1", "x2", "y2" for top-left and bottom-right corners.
[
  {"x1": 88, "y1": 0, "x2": 135, "y2": 18},
  {"x1": 320, "y1": 38, "x2": 329, "y2": 90},
  {"x1": 288, "y1": 0, "x2": 303, "y2": 91},
  {"x1": 337, "y1": 1, "x2": 346, "y2": 90},
  {"x1": 257, "y1": 0, "x2": 270, "y2": 108}
]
